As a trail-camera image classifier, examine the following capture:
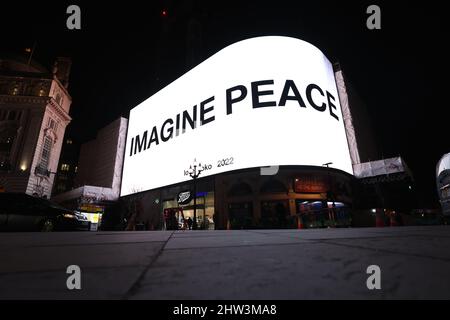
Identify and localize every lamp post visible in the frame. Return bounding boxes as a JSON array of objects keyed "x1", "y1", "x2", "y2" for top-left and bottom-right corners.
[
  {"x1": 187, "y1": 159, "x2": 204, "y2": 230},
  {"x1": 322, "y1": 162, "x2": 335, "y2": 226}
]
